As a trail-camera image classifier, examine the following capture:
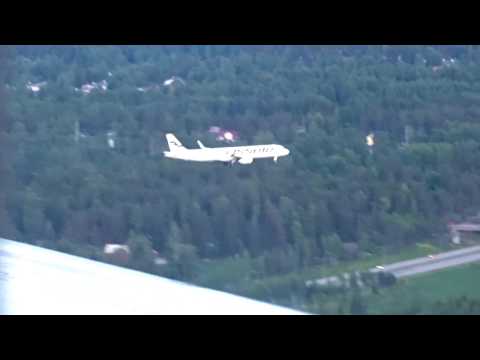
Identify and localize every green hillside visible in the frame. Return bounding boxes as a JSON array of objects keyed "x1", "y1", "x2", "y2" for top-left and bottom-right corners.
[{"x1": 2, "y1": 45, "x2": 480, "y2": 311}]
